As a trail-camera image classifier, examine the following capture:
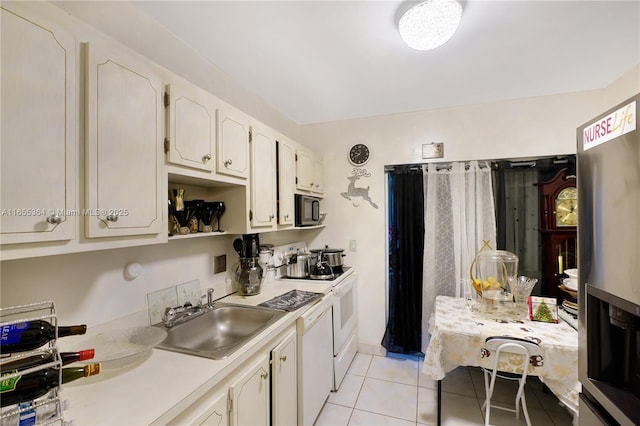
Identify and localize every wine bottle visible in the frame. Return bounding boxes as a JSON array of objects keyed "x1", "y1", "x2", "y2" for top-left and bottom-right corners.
[
  {"x1": 0, "y1": 363, "x2": 101, "y2": 407},
  {"x1": 1, "y1": 349, "x2": 95, "y2": 372},
  {"x1": 1, "y1": 321, "x2": 87, "y2": 353}
]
